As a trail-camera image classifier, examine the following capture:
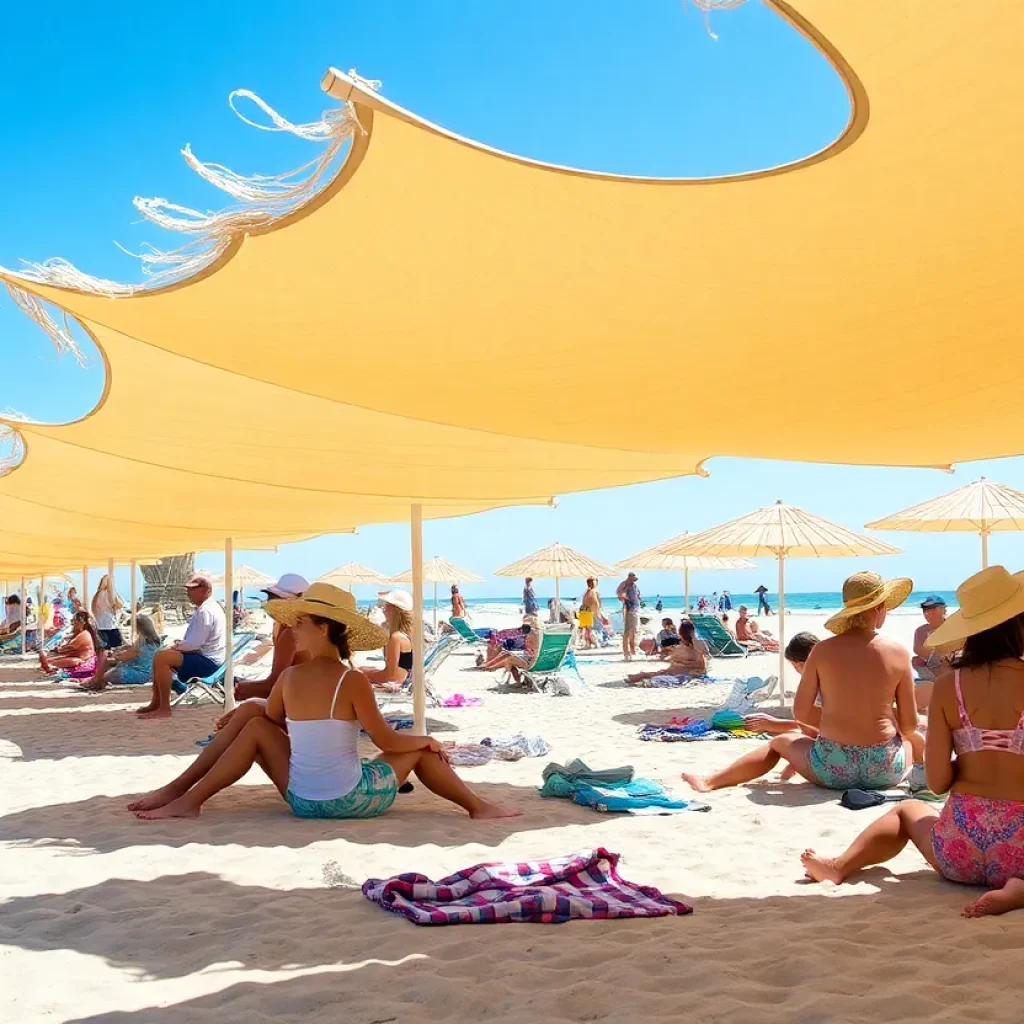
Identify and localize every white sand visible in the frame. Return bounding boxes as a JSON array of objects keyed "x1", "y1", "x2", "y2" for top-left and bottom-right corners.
[{"x1": 2, "y1": 612, "x2": 1022, "y2": 1023}]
